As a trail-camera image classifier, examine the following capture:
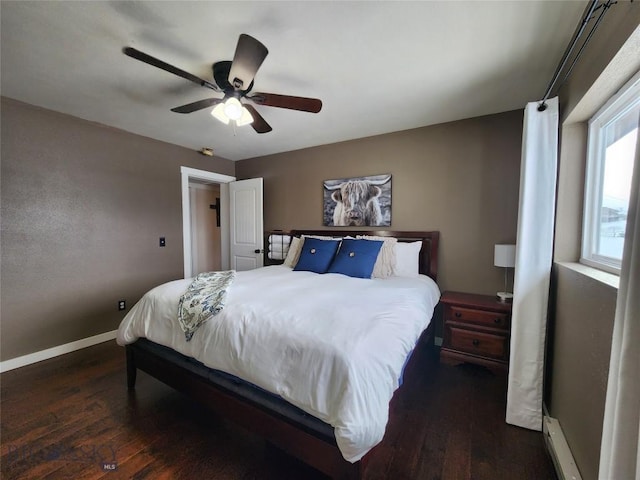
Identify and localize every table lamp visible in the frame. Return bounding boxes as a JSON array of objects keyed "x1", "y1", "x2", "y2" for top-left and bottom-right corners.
[{"x1": 494, "y1": 244, "x2": 516, "y2": 302}]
